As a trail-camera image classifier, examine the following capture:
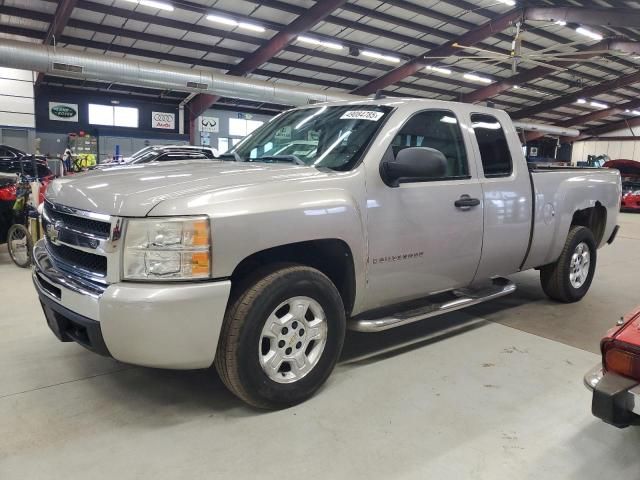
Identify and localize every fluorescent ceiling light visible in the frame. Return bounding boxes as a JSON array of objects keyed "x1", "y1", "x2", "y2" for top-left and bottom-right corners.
[
  {"x1": 555, "y1": 20, "x2": 567, "y2": 26},
  {"x1": 361, "y1": 50, "x2": 401, "y2": 63},
  {"x1": 206, "y1": 14, "x2": 265, "y2": 32},
  {"x1": 576, "y1": 98, "x2": 587, "y2": 104},
  {"x1": 496, "y1": 0, "x2": 516, "y2": 5},
  {"x1": 238, "y1": 22, "x2": 266, "y2": 33},
  {"x1": 296, "y1": 36, "x2": 343, "y2": 50},
  {"x1": 426, "y1": 66, "x2": 452, "y2": 75},
  {"x1": 463, "y1": 73, "x2": 492, "y2": 84},
  {"x1": 206, "y1": 14, "x2": 237, "y2": 26},
  {"x1": 512, "y1": 85, "x2": 520, "y2": 89},
  {"x1": 576, "y1": 27, "x2": 603, "y2": 41},
  {"x1": 632, "y1": 110, "x2": 640, "y2": 115},
  {"x1": 590, "y1": 101, "x2": 608, "y2": 108},
  {"x1": 124, "y1": 0, "x2": 174, "y2": 10}
]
